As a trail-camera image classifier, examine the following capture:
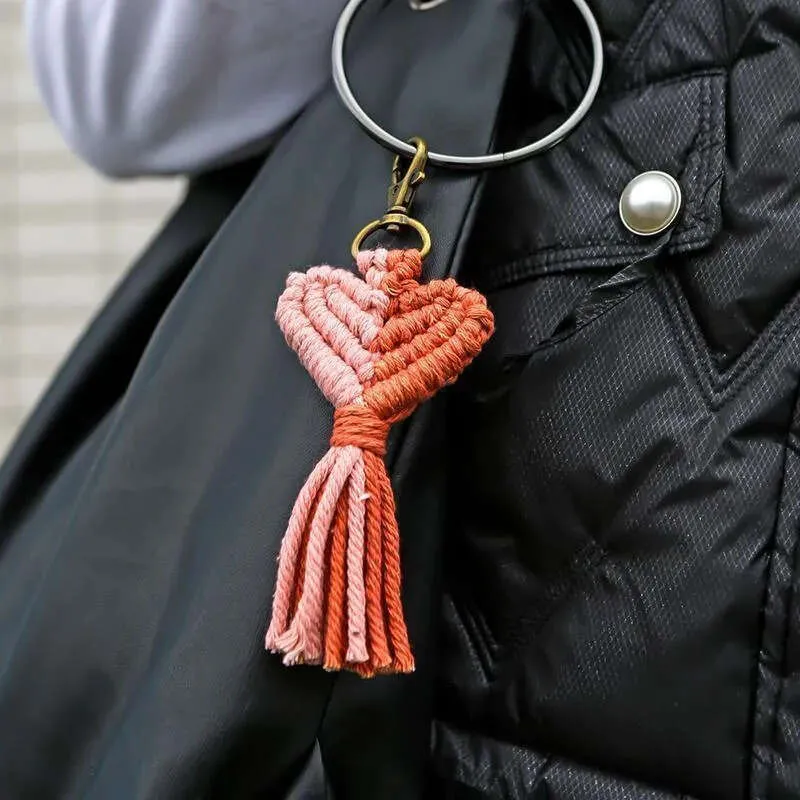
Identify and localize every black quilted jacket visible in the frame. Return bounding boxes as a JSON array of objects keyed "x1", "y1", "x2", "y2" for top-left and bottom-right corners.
[{"x1": 0, "y1": 1, "x2": 798, "y2": 798}]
